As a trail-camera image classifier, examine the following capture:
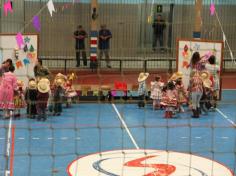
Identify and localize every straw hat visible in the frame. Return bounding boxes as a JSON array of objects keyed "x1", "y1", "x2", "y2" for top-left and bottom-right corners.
[
  {"x1": 54, "y1": 78, "x2": 65, "y2": 87},
  {"x1": 39, "y1": 78, "x2": 50, "y2": 85},
  {"x1": 67, "y1": 73, "x2": 76, "y2": 81},
  {"x1": 170, "y1": 72, "x2": 183, "y2": 81},
  {"x1": 38, "y1": 79, "x2": 50, "y2": 93},
  {"x1": 138, "y1": 72, "x2": 149, "y2": 82},
  {"x1": 28, "y1": 80, "x2": 37, "y2": 89},
  {"x1": 55, "y1": 73, "x2": 67, "y2": 80},
  {"x1": 17, "y1": 80, "x2": 24, "y2": 87},
  {"x1": 200, "y1": 71, "x2": 210, "y2": 80},
  {"x1": 203, "y1": 79, "x2": 212, "y2": 88}
]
